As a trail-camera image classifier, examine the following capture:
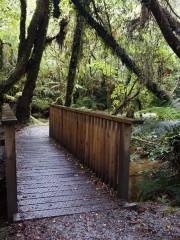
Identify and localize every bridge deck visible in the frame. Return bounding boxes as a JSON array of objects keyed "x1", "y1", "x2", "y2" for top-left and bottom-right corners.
[{"x1": 14, "y1": 125, "x2": 117, "y2": 221}]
